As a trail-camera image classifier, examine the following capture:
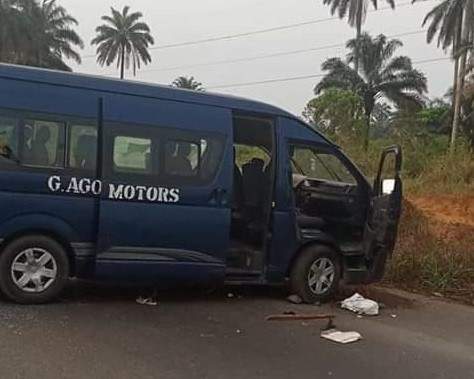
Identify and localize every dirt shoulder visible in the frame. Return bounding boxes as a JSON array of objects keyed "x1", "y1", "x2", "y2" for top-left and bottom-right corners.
[
  {"x1": 409, "y1": 194, "x2": 474, "y2": 228},
  {"x1": 385, "y1": 194, "x2": 474, "y2": 306}
]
